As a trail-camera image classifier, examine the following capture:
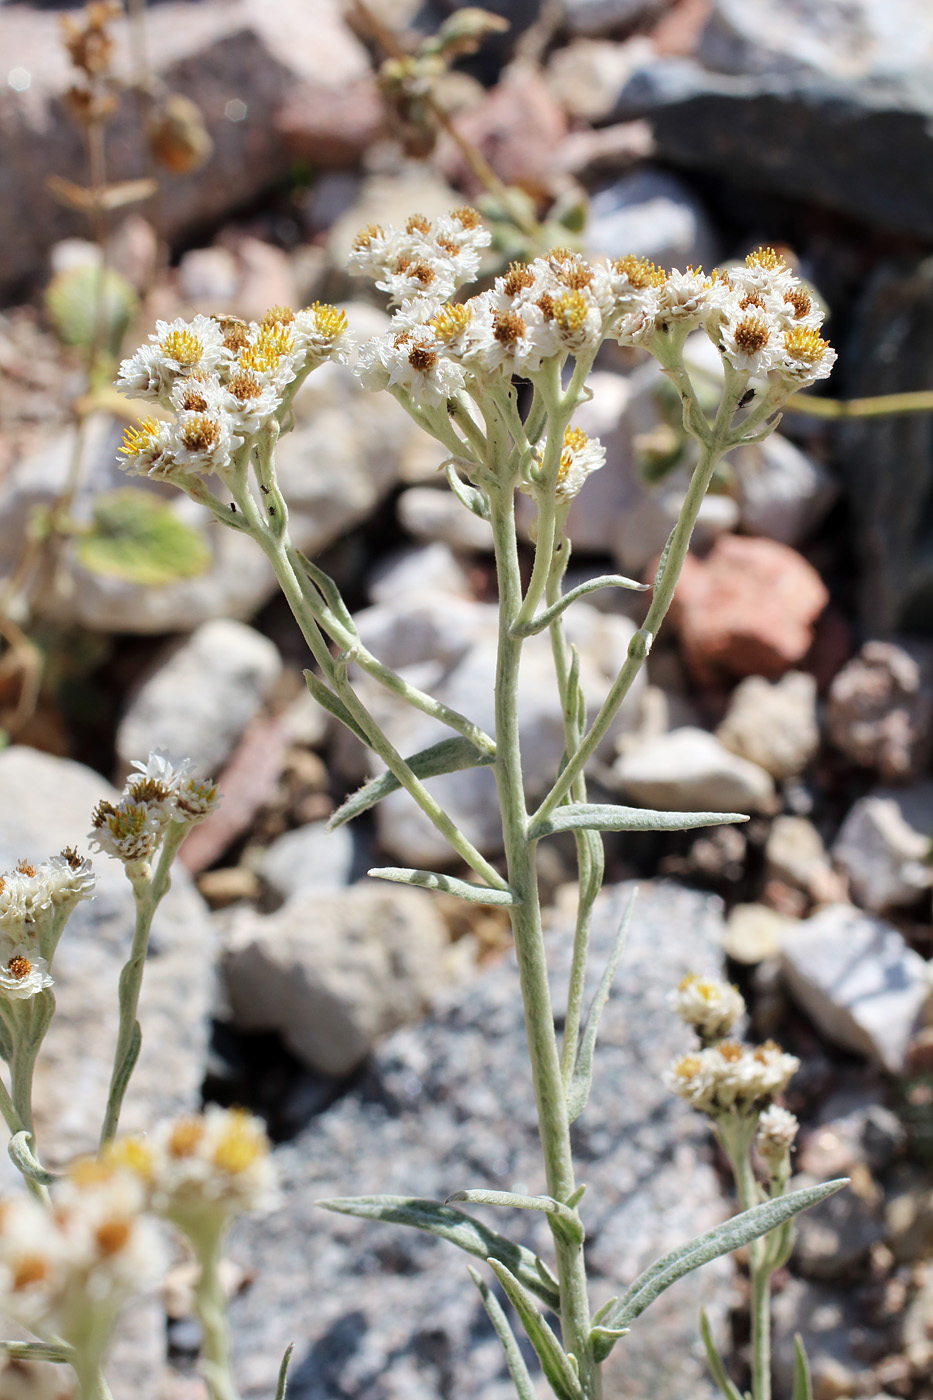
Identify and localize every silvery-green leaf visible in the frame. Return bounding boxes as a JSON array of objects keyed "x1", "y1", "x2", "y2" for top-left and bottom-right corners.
[
  {"x1": 589, "y1": 1325, "x2": 629, "y2": 1362},
  {"x1": 487, "y1": 1260, "x2": 583, "y2": 1400},
  {"x1": 600, "y1": 1180, "x2": 847, "y2": 1338},
  {"x1": 0, "y1": 1340, "x2": 71, "y2": 1363},
  {"x1": 511, "y1": 575, "x2": 647, "y2": 638},
  {"x1": 566, "y1": 891, "x2": 636, "y2": 1124},
  {"x1": 699, "y1": 1308, "x2": 744, "y2": 1400},
  {"x1": 445, "y1": 461, "x2": 489, "y2": 519},
  {"x1": 291, "y1": 551, "x2": 356, "y2": 632},
  {"x1": 468, "y1": 1266, "x2": 538, "y2": 1400},
  {"x1": 793, "y1": 1335, "x2": 813, "y2": 1400},
  {"x1": 530, "y1": 805, "x2": 748, "y2": 842},
  {"x1": 8, "y1": 1132, "x2": 57, "y2": 1187},
  {"x1": 274, "y1": 1342, "x2": 294, "y2": 1400},
  {"x1": 368, "y1": 867, "x2": 520, "y2": 907},
  {"x1": 303, "y1": 671, "x2": 368, "y2": 746},
  {"x1": 329, "y1": 737, "x2": 494, "y2": 829},
  {"x1": 446, "y1": 1189, "x2": 583, "y2": 1246},
  {"x1": 316, "y1": 1196, "x2": 559, "y2": 1310}
]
